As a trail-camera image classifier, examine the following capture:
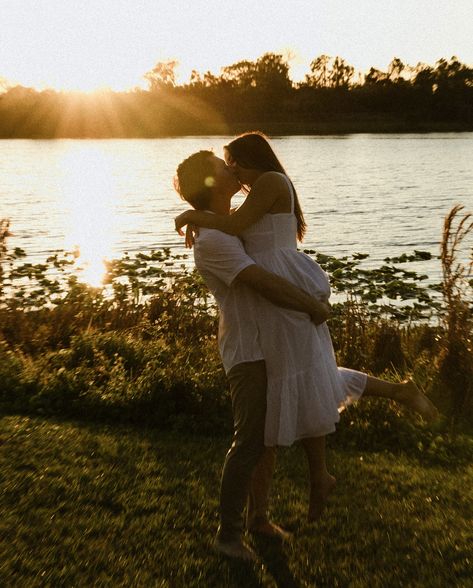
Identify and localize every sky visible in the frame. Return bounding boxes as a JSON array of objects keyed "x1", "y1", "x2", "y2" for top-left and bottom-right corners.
[{"x1": 1, "y1": 0, "x2": 472, "y2": 92}]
